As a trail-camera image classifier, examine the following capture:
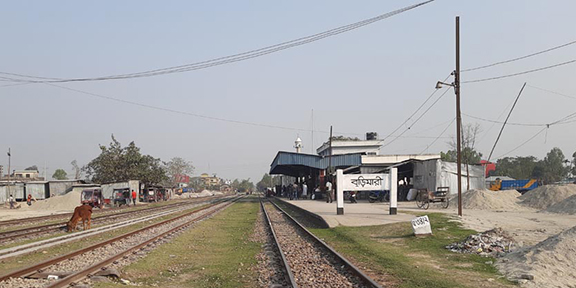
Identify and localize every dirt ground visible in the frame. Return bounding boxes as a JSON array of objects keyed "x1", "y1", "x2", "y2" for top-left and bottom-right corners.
[
  {"x1": 399, "y1": 202, "x2": 576, "y2": 246},
  {"x1": 0, "y1": 206, "x2": 68, "y2": 221}
]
